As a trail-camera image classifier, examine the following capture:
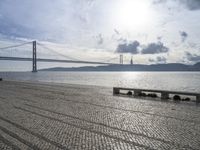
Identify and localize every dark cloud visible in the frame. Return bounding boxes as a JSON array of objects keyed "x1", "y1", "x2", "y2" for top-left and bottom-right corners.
[
  {"x1": 149, "y1": 56, "x2": 167, "y2": 63},
  {"x1": 183, "y1": 0, "x2": 200, "y2": 10},
  {"x1": 153, "y1": 0, "x2": 200, "y2": 10},
  {"x1": 141, "y1": 42, "x2": 169, "y2": 54},
  {"x1": 96, "y1": 34, "x2": 103, "y2": 45},
  {"x1": 116, "y1": 41, "x2": 140, "y2": 54},
  {"x1": 185, "y1": 52, "x2": 200, "y2": 62},
  {"x1": 180, "y1": 31, "x2": 188, "y2": 42}
]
